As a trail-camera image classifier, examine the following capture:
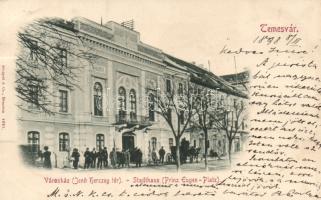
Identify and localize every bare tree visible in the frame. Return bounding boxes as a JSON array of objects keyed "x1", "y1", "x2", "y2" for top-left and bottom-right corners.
[
  {"x1": 152, "y1": 76, "x2": 198, "y2": 170},
  {"x1": 212, "y1": 99, "x2": 246, "y2": 163},
  {"x1": 16, "y1": 18, "x2": 97, "y2": 114},
  {"x1": 191, "y1": 87, "x2": 217, "y2": 171}
]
